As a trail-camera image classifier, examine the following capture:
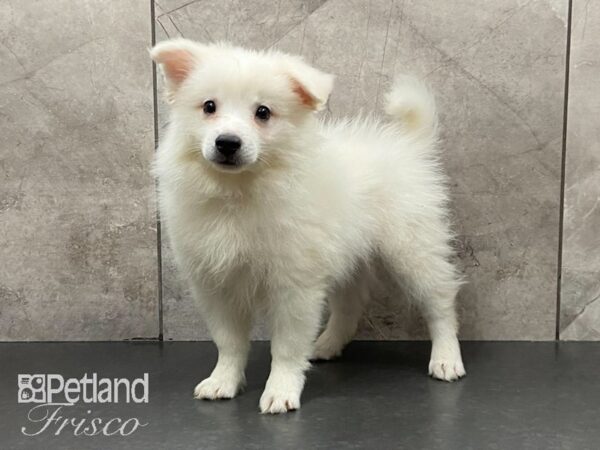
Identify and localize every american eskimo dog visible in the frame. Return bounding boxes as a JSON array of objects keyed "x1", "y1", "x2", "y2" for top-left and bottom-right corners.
[{"x1": 151, "y1": 39, "x2": 465, "y2": 414}]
